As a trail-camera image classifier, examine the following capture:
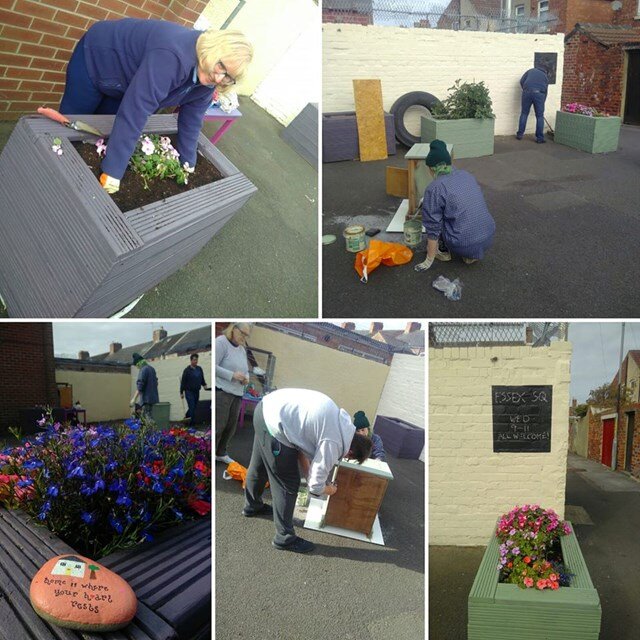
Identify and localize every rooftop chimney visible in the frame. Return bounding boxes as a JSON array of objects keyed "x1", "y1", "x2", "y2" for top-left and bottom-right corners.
[
  {"x1": 525, "y1": 326, "x2": 533, "y2": 345},
  {"x1": 153, "y1": 327, "x2": 168, "y2": 343},
  {"x1": 341, "y1": 322, "x2": 356, "y2": 331},
  {"x1": 78, "y1": 351, "x2": 89, "y2": 360},
  {"x1": 109, "y1": 342, "x2": 122, "y2": 354},
  {"x1": 404, "y1": 322, "x2": 421, "y2": 334},
  {"x1": 370, "y1": 322, "x2": 383, "y2": 335}
]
